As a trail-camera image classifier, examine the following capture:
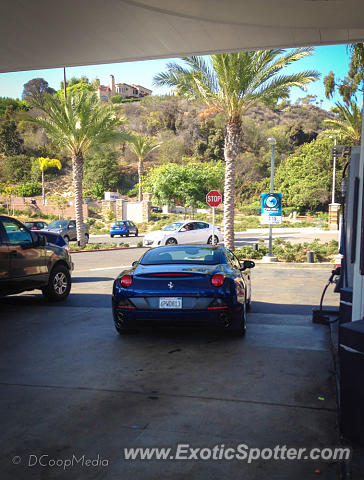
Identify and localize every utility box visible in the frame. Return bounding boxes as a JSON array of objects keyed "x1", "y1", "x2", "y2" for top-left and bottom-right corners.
[{"x1": 339, "y1": 319, "x2": 364, "y2": 445}]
